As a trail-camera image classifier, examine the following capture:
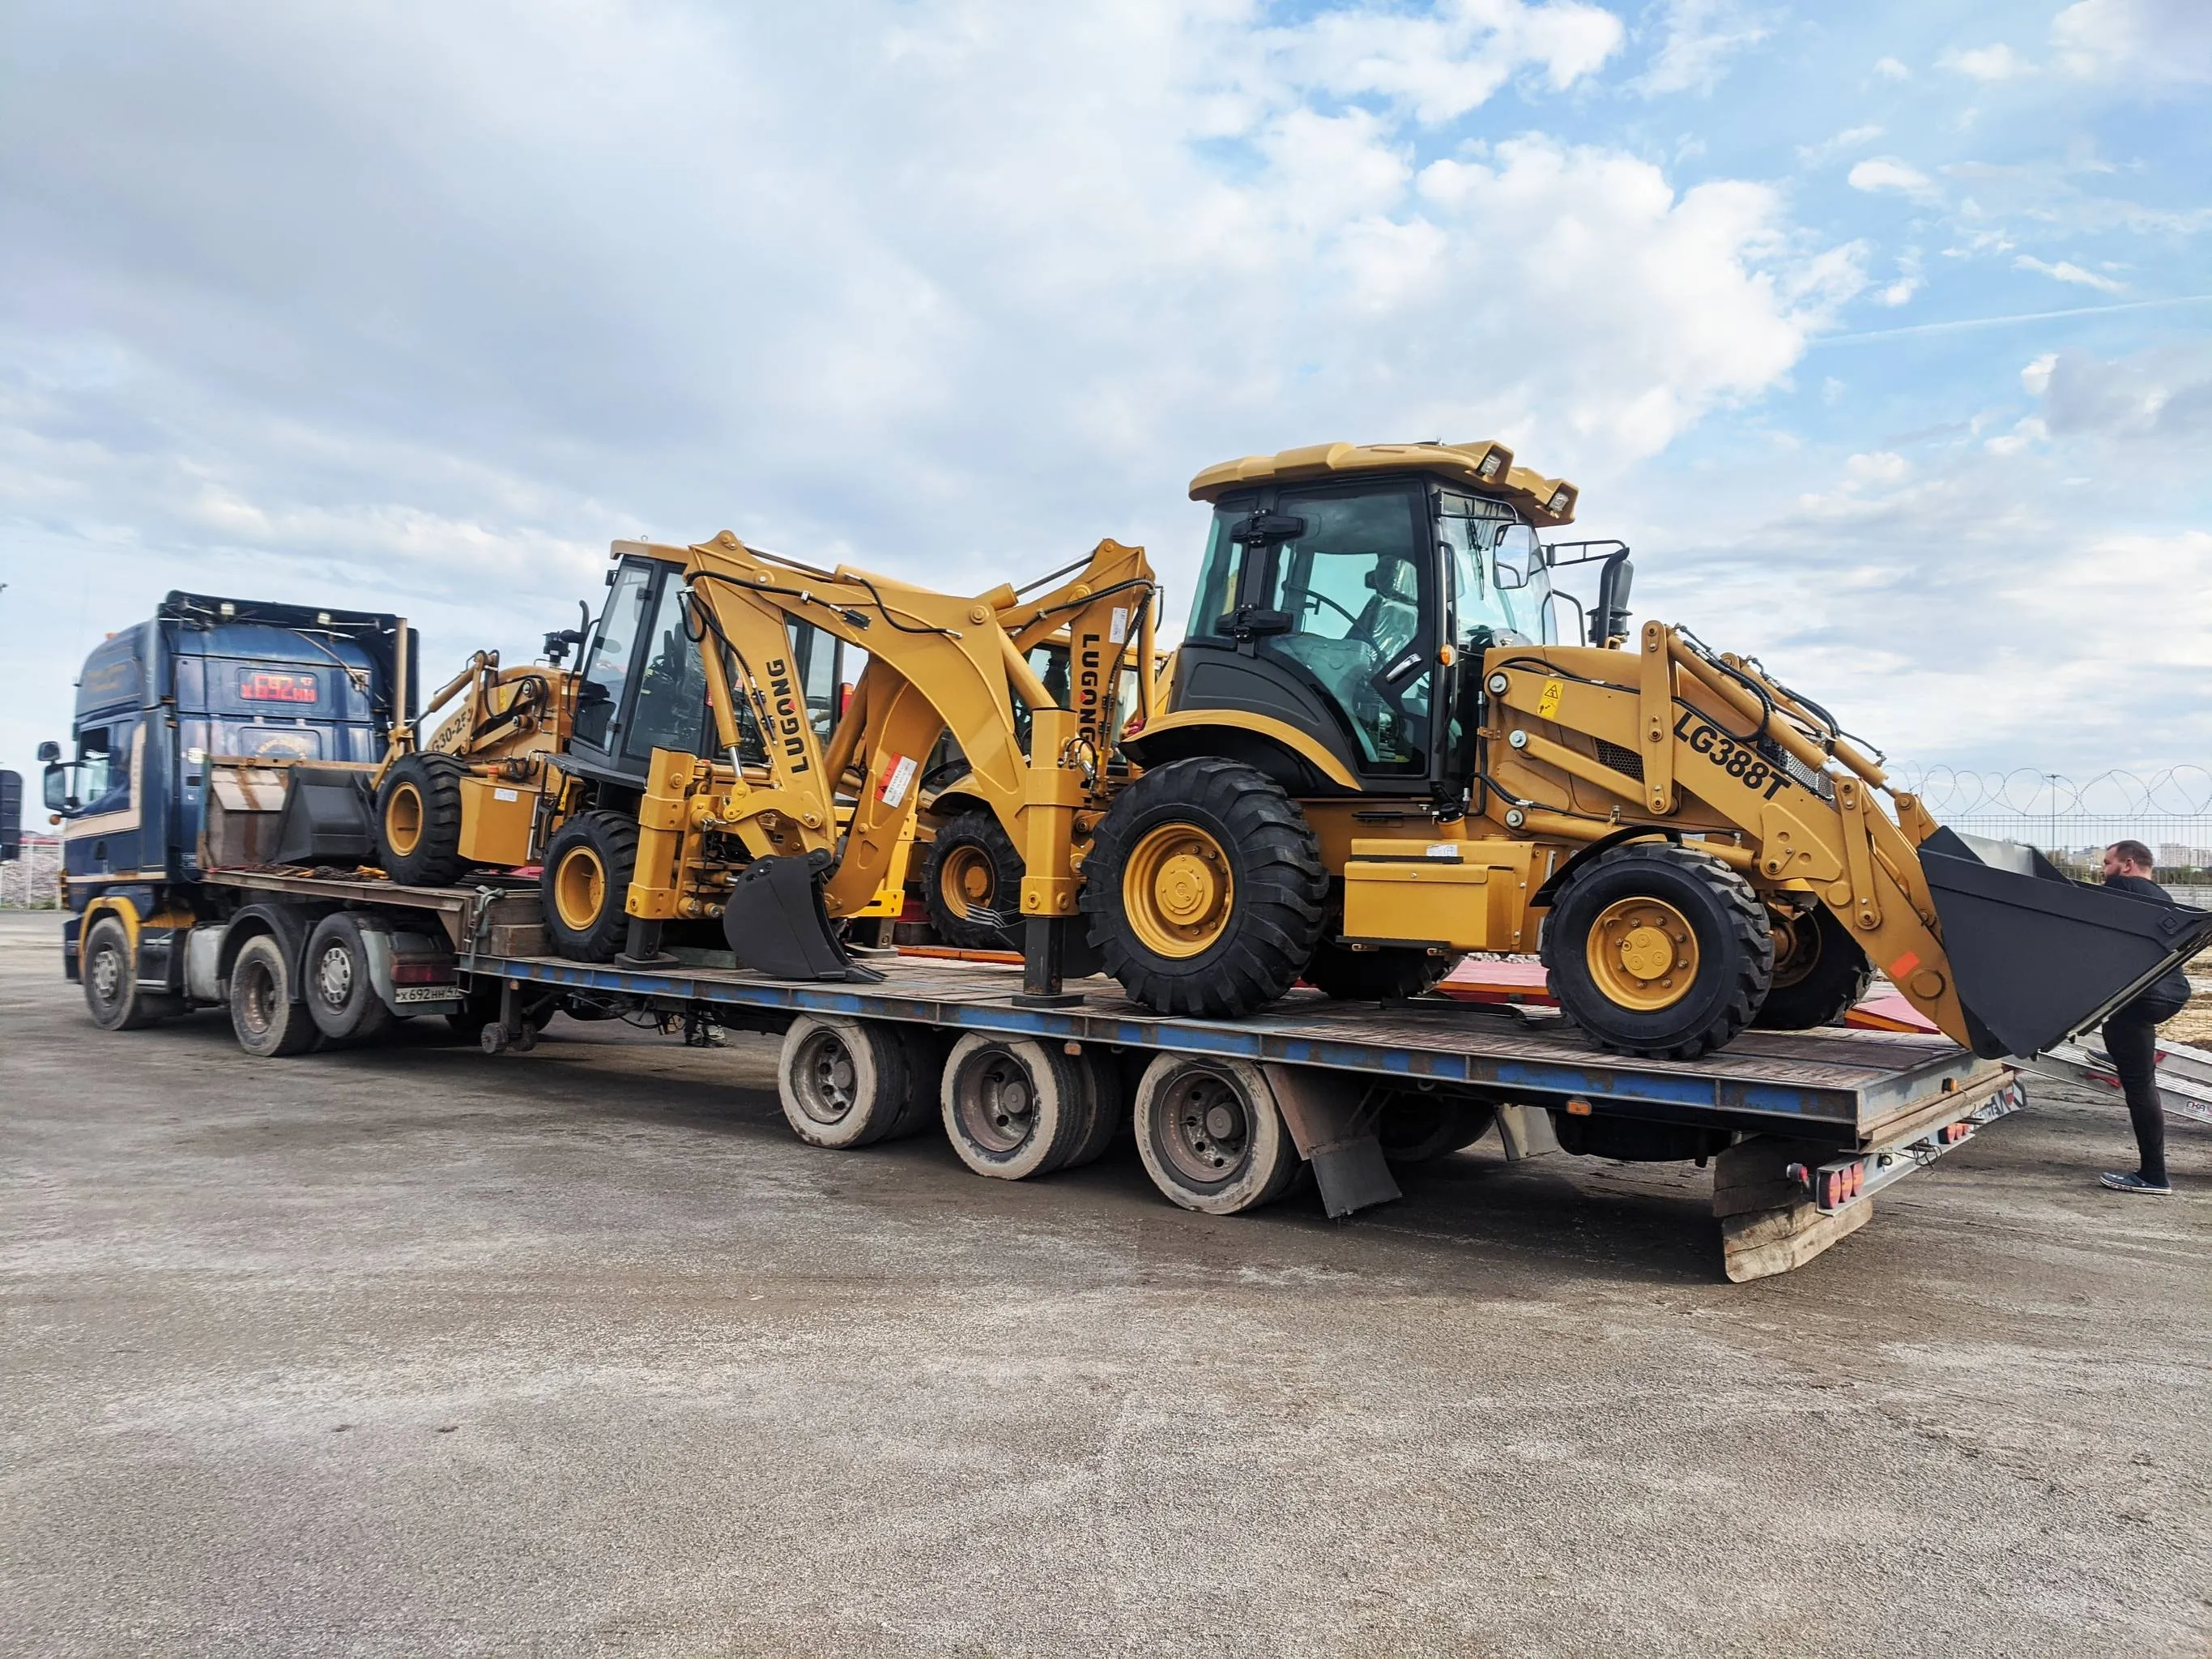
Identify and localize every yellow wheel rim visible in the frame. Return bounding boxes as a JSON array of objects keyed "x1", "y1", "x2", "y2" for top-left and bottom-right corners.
[
  {"x1": 553, "y1": 845, "x2": 607, "y2": 932},
  {"x1": 385, "y1": 781, "x2": 424, "y2": 858},
  {"x1": 1124, "y1": 822, "x2": 1234, "y2": 959},
  {"x1": 1586, "y1": 896, "x2": 1699, "y2": 1011},
  {"x1": 939, "y1": 844, "x2": 994, "y2": 920}
]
